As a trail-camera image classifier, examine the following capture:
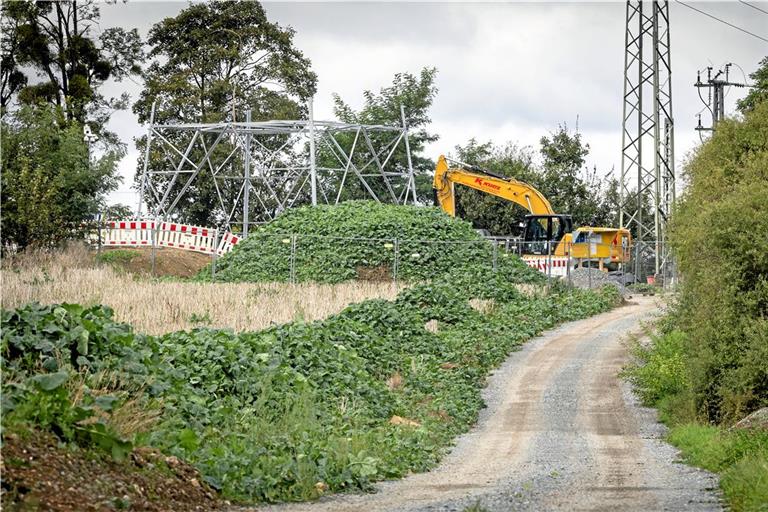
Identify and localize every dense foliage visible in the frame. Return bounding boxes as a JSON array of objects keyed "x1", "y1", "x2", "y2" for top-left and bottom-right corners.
[
  {"x1": 1, "y1": 105, "x2": 122, "y2": 250},
  {"x1": 2, "y1": 279, "x2": 620, "y2": 503},
  {"x1": 207, "y1": 201, "x2": 537, "y2": 283},
  {"x1": 1, "y1": 0, "x2": 143, "y2": 123},
  {"x1": 627, "y1": 71, "x2": 768, "y2": 511},
  {"x1": 133, "y1": 0, "x2": 317, "y2": 226},
  {"x1": 325, "y1": 68, "x2": 439, "y2": 203},
  {"x1": 667, "y1": 100, "x2": 768, "y2": 424},
  {"x1": 2, "y1": 202, "x2": 621, "y2": 503}
]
